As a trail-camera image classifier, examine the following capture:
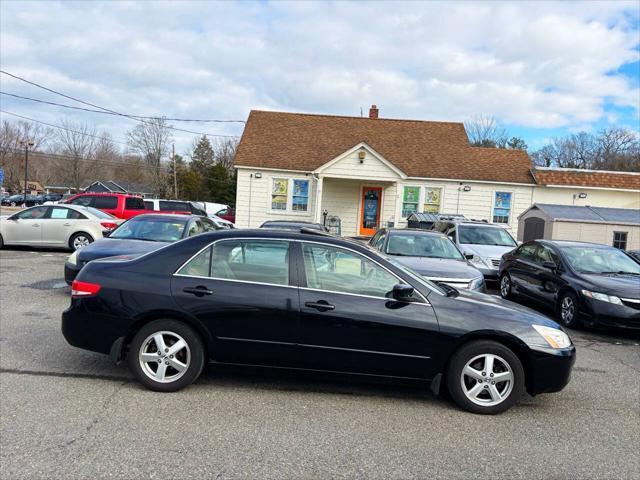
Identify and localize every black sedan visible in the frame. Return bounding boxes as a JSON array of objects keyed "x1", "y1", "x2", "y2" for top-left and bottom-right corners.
[
  {"x1": 64, "y1": 214, "x2": 220, "y2": 284},
  {"x1": 62, "y1": 229, "x2": 575, "y2": 414},
  {"x1": 499, "y1": 240, "x2": 640, "y2": 330}
]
